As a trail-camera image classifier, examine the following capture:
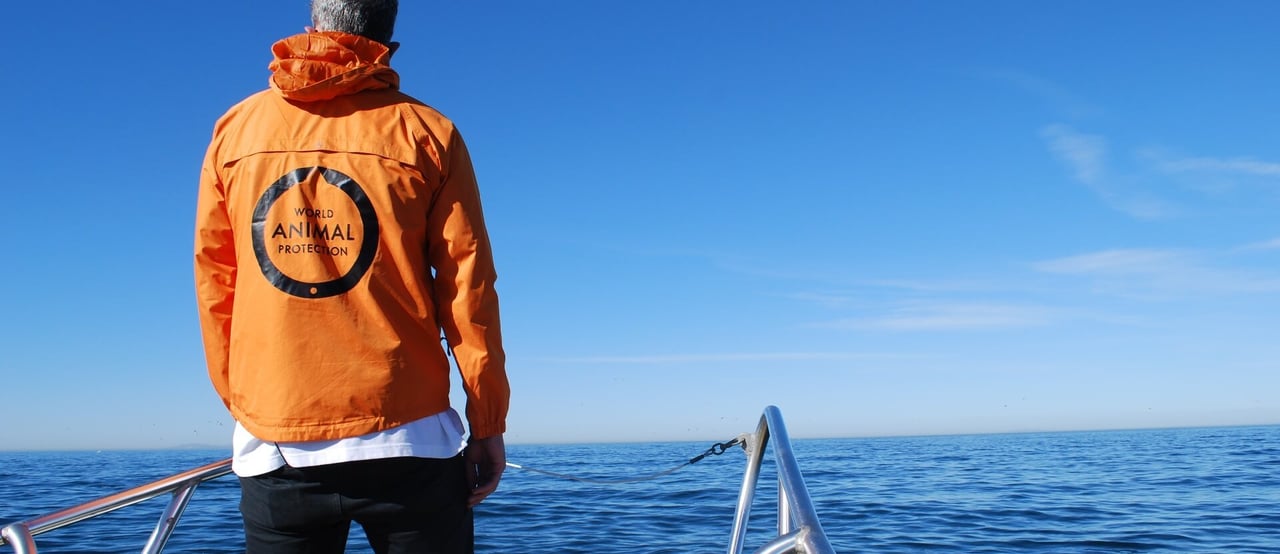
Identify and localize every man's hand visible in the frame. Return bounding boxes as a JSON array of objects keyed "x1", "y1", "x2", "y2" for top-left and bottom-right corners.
[{"x1": 464, "y1": 434, "x2": 505, "y2": 507}]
